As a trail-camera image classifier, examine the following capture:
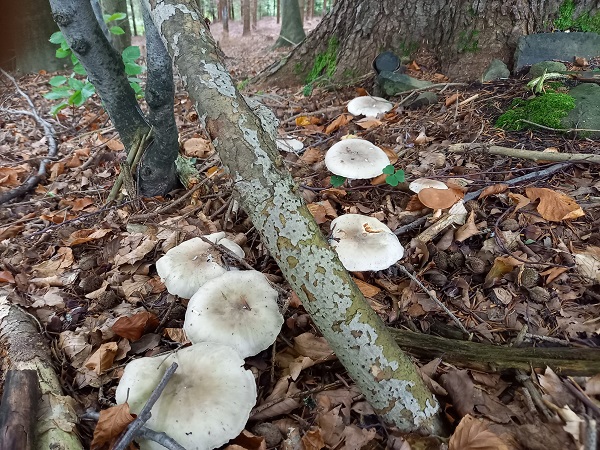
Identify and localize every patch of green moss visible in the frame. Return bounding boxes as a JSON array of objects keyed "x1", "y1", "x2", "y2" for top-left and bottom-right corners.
[
  {"x1": 457, "y1": 30, "x2": 480, "y2": 53},
  {"x1": 496, "y1": 93, "x2": 575, "y2": 131},
  {"x1": 305, "y1": 37, "x2": 339, "y2": 85},
  {"x1": 554, "y1": 0, "x2": 600, "y2": 32}
]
